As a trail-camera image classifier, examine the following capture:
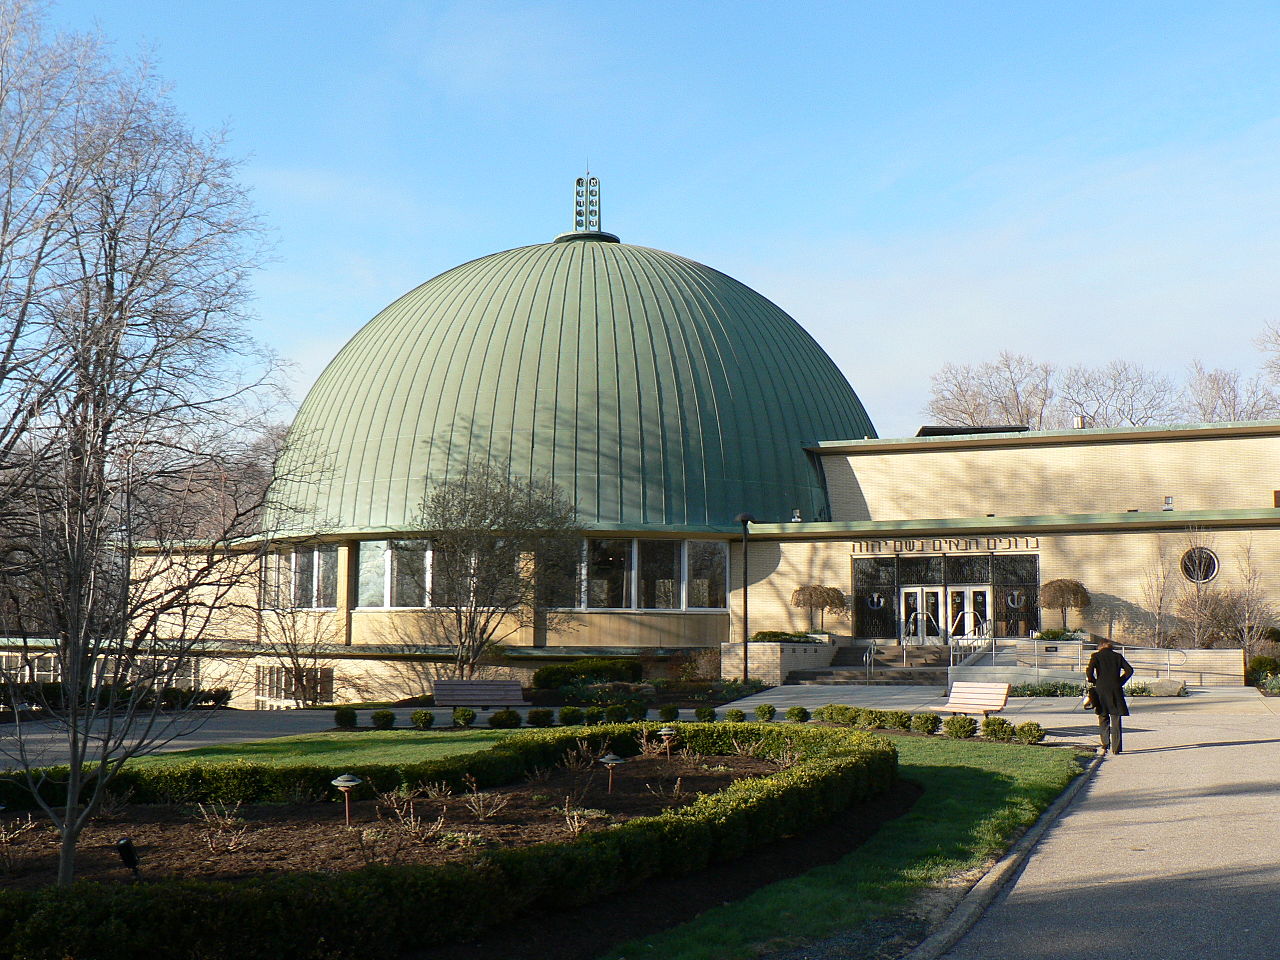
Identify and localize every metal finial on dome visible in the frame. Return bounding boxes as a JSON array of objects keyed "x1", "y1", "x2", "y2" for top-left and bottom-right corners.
[{"x1": 574, "y1": 174, "x2": 600, "y2": 232}]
